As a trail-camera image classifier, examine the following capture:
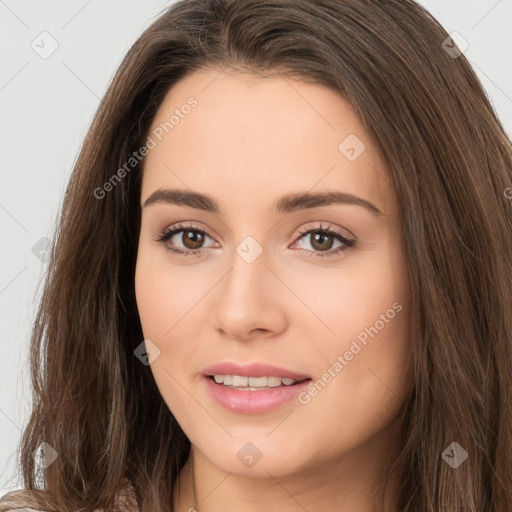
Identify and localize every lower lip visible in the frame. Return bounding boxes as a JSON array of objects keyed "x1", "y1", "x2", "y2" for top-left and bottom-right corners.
[{"x1": 203, "y1": 376, "x2": 312, "y2": 414}]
